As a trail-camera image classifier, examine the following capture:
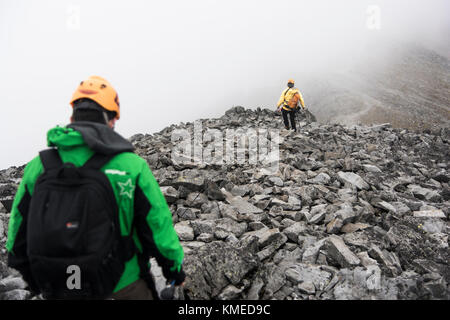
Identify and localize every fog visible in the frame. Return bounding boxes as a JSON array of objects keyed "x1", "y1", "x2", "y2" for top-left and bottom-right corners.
[{"x1": 1, "y1": 0, "x2": 449, "y2": 169}]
